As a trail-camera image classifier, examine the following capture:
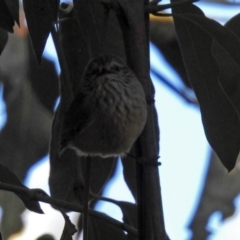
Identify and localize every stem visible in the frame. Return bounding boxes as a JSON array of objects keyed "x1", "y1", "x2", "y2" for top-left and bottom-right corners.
[
  {"x1": 0, "y1": 182, "x2": 138, "y2": 237},
  {"x1": 112, "y1": 0, "x2": 167, "y2": 238},
  {"x1": 83, "y1": 157, "x2": 91, "y2": 240},
  {"x1": 136, "y1": 162, "x2": 145, "y2": 240},
  {"x1": 51, "y1": 25, "x2": 73, "y2": 100}
]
